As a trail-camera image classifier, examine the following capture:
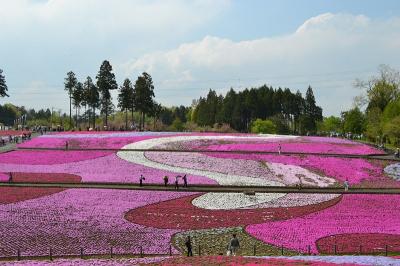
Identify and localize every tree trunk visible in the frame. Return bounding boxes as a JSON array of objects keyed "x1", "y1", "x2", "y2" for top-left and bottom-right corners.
[
  {"x1": 142, "y1": 112, "x2": 145, "y2": 131},
  {"x1": 92, "y1": 107, "x2": 96, "y2": 129},
  {"x1": 139, "y1": 112, "x2": 142, "y2": 131},
  {"x1": 69, "y1": 95, "x2": 72, "y2": 129},
  {"x1": 78, "y1": 107, "x2": 80, "y2": 129},
  {"x1": 125, "y1": 109, "x2": 128, "y2": 130},
  {"x1": 84, "y1": 105, "x2": 87, "y2": 129},
  {"x1": 75, "y1": 107, "x2": 78, "y2": 128},
  {"x1": 131, "y1": 108, "x2": 134, "y2": 130}
]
